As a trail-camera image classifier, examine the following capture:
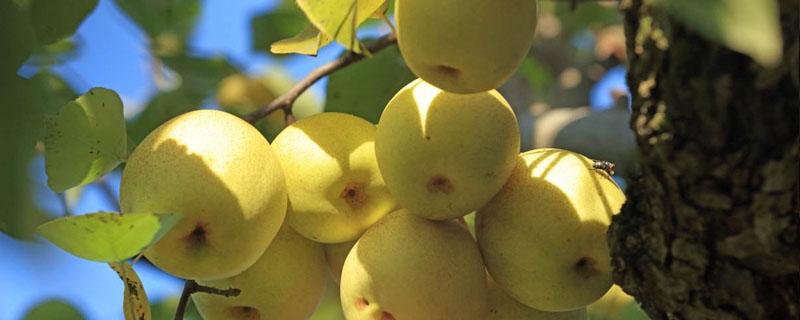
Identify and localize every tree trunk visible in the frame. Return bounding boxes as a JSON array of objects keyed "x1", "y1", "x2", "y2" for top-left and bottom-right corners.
[{"x1": 609, "y1": 0, "x2": 799, "y2": 319}]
